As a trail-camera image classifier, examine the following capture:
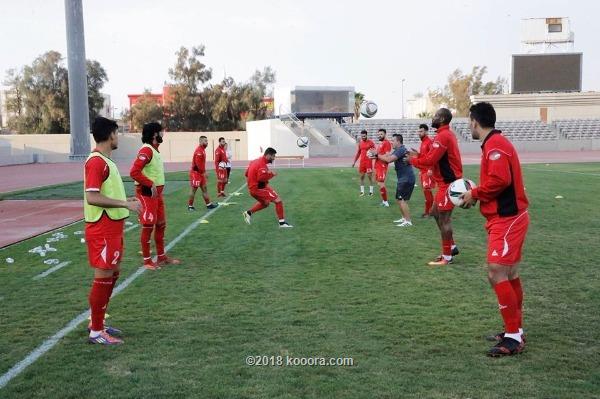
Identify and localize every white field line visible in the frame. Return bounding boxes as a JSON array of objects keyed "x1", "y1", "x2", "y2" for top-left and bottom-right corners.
[
  {"x1": 32, "y1": 261, "x2": 72, "y2": 280},
  {"x1": 0, "y1": 183, "x2": 247, "y2": 390}
]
